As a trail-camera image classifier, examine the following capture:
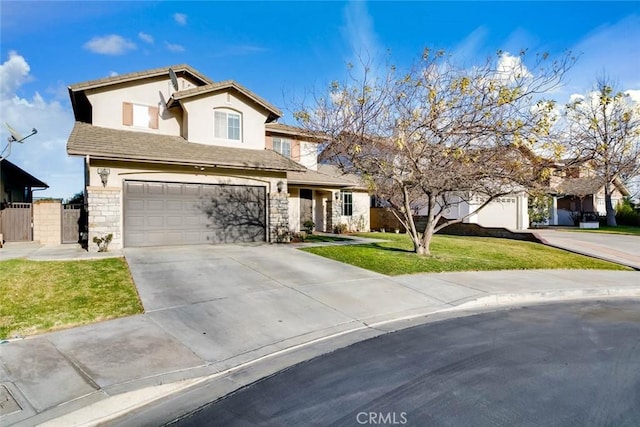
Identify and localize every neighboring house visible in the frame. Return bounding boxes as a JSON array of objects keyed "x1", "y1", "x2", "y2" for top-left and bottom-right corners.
[
  {"x1": 420, "y1": 192, "x2": 530, "y2": 230},
  {"x1": 0, "y1": 158, "x2": 48, "y2": 205},
  {"x1": 66, "y1": 64, "x2": 369, "y2": 251},
  {"x1": 547, "y1": 163, "x2": 630, "y2": 226}
]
